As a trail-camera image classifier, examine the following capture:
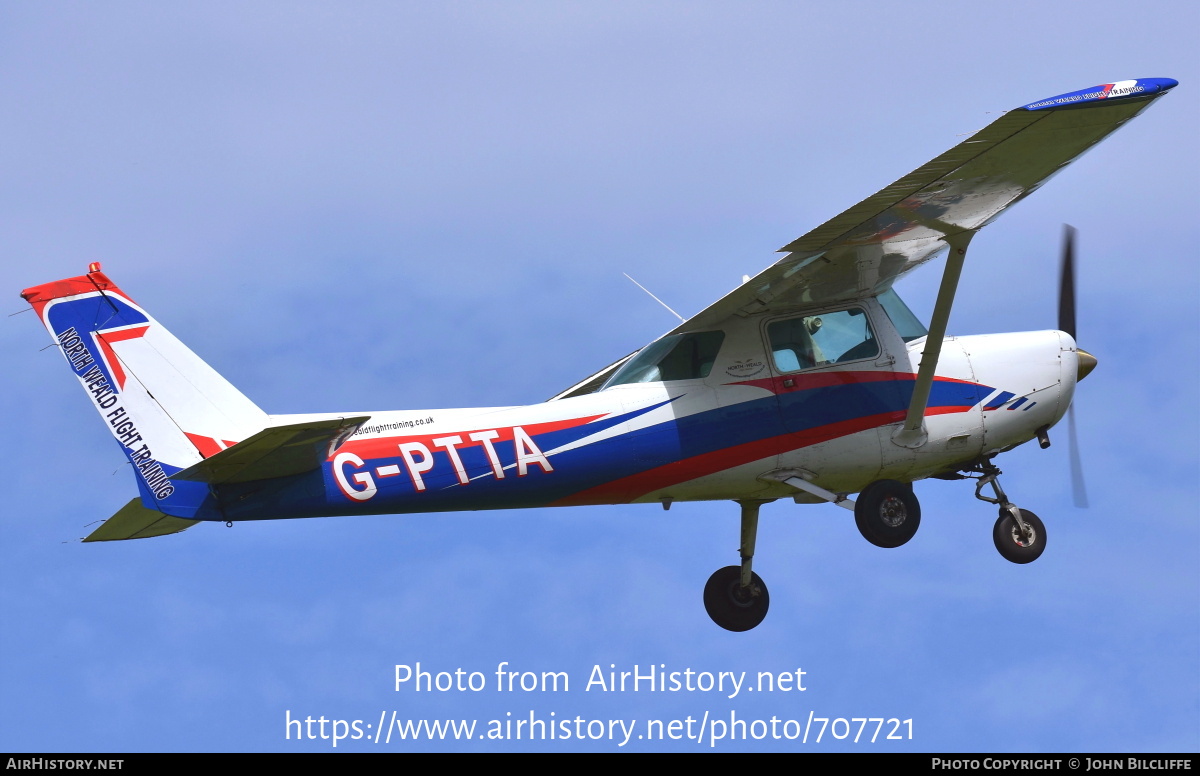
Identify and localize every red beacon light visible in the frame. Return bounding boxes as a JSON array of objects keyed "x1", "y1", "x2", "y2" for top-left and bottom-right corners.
[{"x1": 88, "y1": 262, "x2": 102, "y2": 273}]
